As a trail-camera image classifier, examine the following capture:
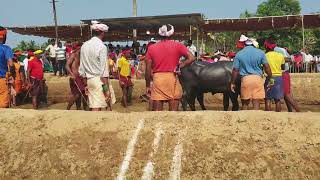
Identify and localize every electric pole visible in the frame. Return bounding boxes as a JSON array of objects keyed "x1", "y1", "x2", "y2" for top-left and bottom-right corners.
[
  {"x1": 50, "y1": 0, "x2": 59, "y2": 44},
  {"x1": 133, "y1": 0, "x2": 137, "y2": 41}
]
